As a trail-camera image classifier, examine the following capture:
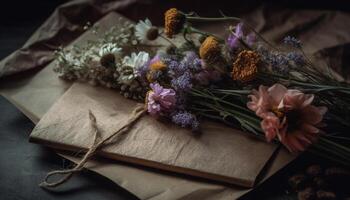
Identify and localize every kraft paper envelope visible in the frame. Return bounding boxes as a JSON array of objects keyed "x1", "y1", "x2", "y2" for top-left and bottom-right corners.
[
  {"x1": 30, "y1": 82, "x2": 277, "y2": 187},
  {"x1": 0, "y1": 12, "x2": 295, "y2": 199}
]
